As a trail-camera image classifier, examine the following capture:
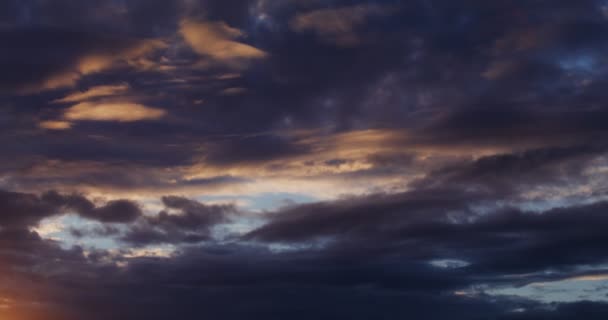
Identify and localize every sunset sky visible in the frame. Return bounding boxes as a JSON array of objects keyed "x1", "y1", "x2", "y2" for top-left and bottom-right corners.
[{"x1": 2, "y1": 0, "x2": 608, "y2": 319}]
